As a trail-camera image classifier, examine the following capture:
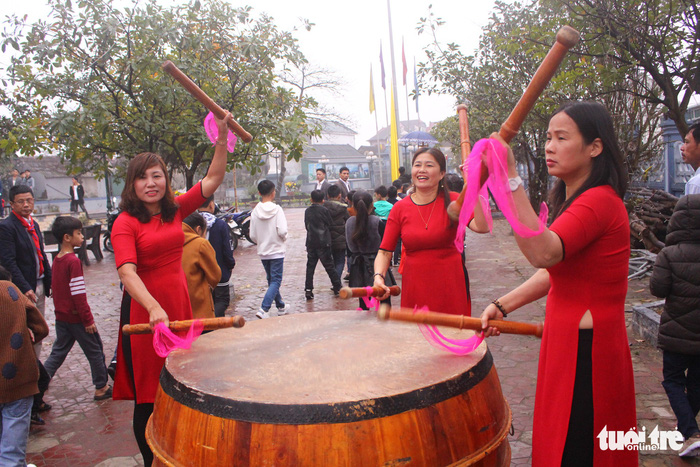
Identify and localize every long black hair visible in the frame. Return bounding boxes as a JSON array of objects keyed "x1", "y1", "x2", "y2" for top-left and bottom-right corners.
[
  {"x1": 548, "y1": 101, "x2": 628, "y2": 219},
  {"x1": 411, "y1": 147, "x2": 451, "y2": 211},
  {"x1": 352, "y1": 190, "x2": 374, "y2": 245}
]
